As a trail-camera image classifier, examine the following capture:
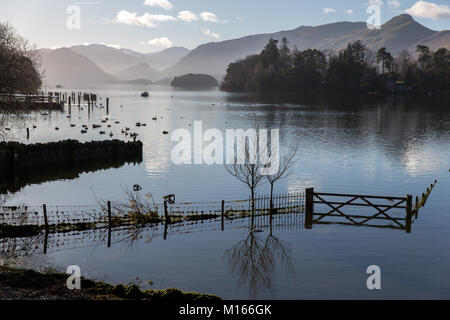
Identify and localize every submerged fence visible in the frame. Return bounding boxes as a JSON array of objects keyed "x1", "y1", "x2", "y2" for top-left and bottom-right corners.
[
  {"x1": 0, "y1": 205, "x2": 304, "y2": 257},
  {"x1": 0, "y1": 192, "x2": 305, "y2": 238},
  {"x1": 0, "y1": 180, "x2": 437, "y2": 242},
  {"x1": 0, "y1": 181, "x2": 439, "y2": 257}
]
